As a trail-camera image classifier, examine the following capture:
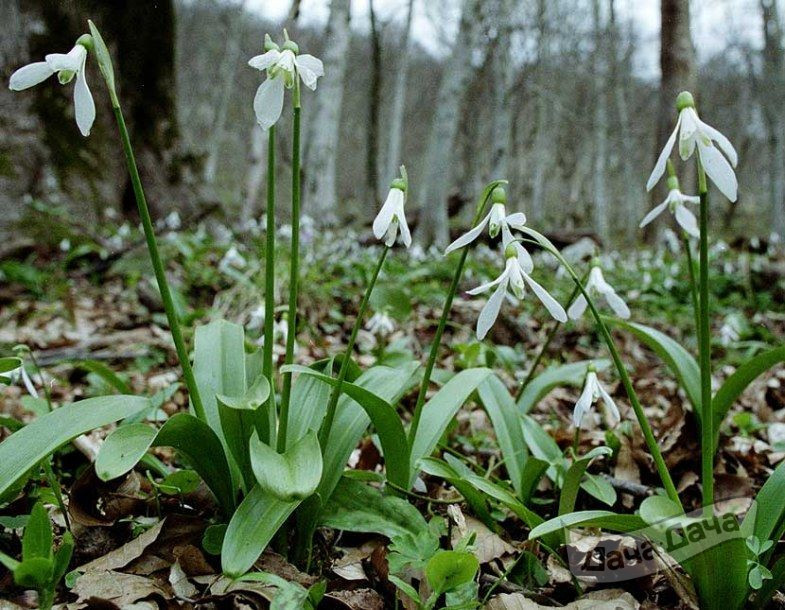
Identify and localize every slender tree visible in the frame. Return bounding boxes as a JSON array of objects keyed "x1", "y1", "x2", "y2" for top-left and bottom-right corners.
[
  {"x1": 592, "y1": 0, "x2": 610, "y2": 243},
  {"x1": 366, "y1": 0, "x2": 382, "y2": 207}
]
